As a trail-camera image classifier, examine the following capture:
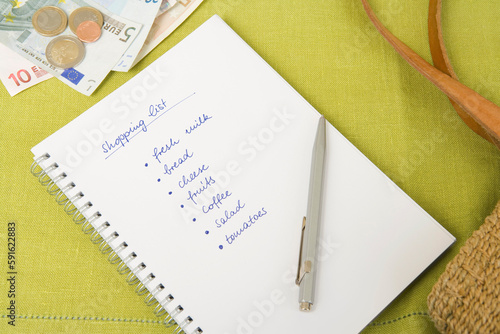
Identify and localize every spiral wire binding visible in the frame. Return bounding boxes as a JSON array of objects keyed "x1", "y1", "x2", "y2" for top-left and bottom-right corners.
[{"x1": 31, "y1": 155, "x2": 203, "y2": 334}]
